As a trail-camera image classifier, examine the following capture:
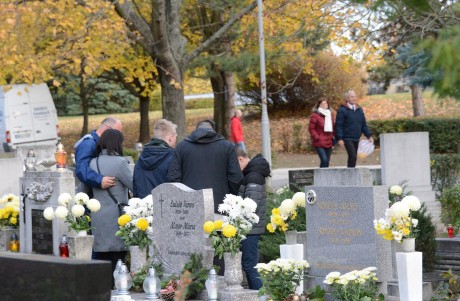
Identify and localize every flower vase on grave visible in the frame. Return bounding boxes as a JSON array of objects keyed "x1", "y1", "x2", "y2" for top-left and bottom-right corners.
[
  {"x1": 129, "y1": 245, "x2": 147, "y2": 273},
  {"x1": 67, "y1": 234, "x2": 94, "y2": 260},
  {"x1": 284, "y1": 230, "x2": 298, "y2": 245},
  {"x1": 397, "y1": 238, "x2": 415, "y2": 253},
  {"x1": 223, "y1": 252, "x2": 243, "y2": 291}
]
